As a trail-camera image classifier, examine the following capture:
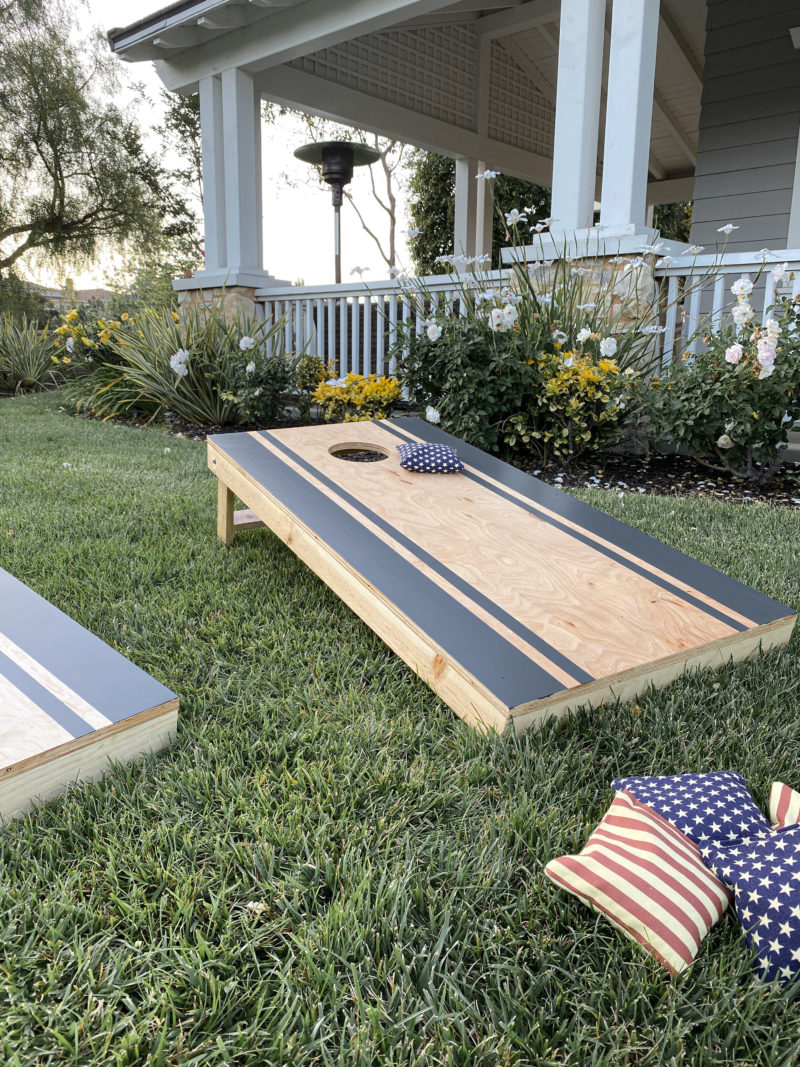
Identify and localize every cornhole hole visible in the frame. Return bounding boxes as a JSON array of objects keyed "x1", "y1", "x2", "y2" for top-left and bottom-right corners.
[
  {"x1": 0, "y1": 568, "x2": 178, "y2": 818},
  {"x1": 207, "y1": 419, "x2": 796, "y2": 735}
]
